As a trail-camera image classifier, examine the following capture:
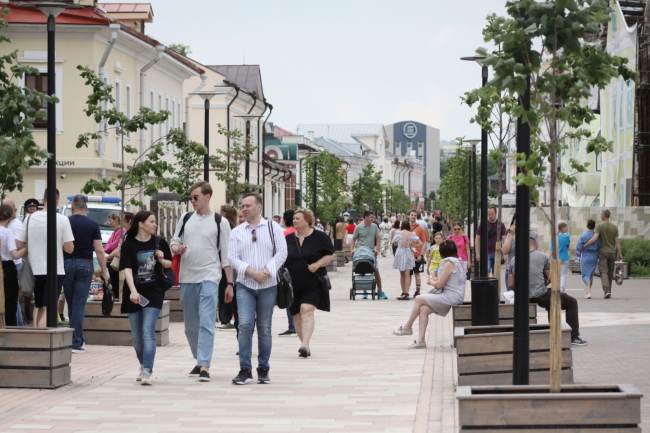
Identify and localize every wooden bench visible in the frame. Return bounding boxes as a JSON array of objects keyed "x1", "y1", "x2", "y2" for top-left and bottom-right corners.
[
  {"x1": 454, "y1": 323, "x2": 573, "y2": 386},
  {"x1": 0, "y1": 327, "x2": 73, "y2": 389},
  {"x1": 452, "y1": 302, "x2": 538, "y2": 328},
  {"x1": 83, "y1": 301, "x2": 170, "y2": 346},
  {"x1": 164, "y1": 286, "x2": 183, "y2": 322}
]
